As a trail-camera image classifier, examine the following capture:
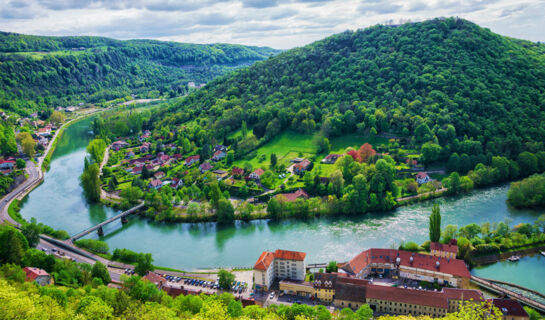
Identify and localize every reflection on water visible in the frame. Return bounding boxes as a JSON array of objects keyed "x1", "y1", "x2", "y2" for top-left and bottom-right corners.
[{"x1": 19, "y1": 117, "x2": 545, "y2": 287}]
